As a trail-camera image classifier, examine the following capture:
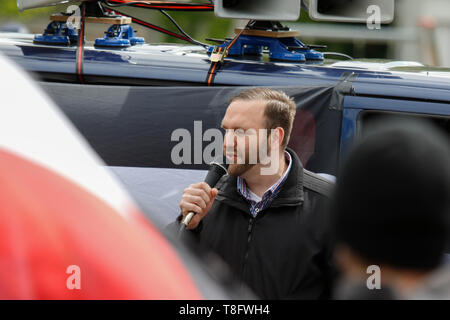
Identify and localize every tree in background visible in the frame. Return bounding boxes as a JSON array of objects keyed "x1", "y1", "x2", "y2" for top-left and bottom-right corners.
[
  {"x1": 0, "y1": 0, "x2": 56, "y2": 20},
  {"x1": 157, "y1": 10, "x2": 233, "y2": 46}
]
